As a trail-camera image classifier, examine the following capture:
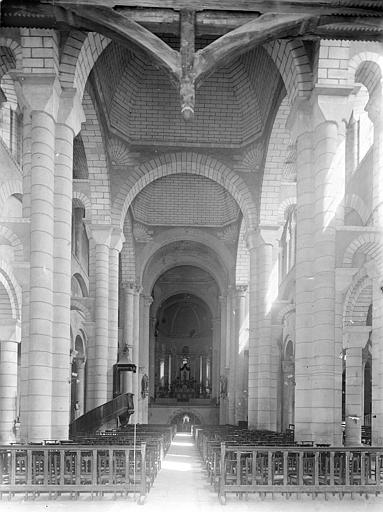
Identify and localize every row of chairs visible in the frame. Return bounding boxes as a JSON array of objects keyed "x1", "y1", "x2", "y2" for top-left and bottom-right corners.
[
  {"x1": 0, "y1": 424, "x2": 175, "y2": 501},
  {"x1": 194, "y1": 425, "x2": 383, "y2": 503}
]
